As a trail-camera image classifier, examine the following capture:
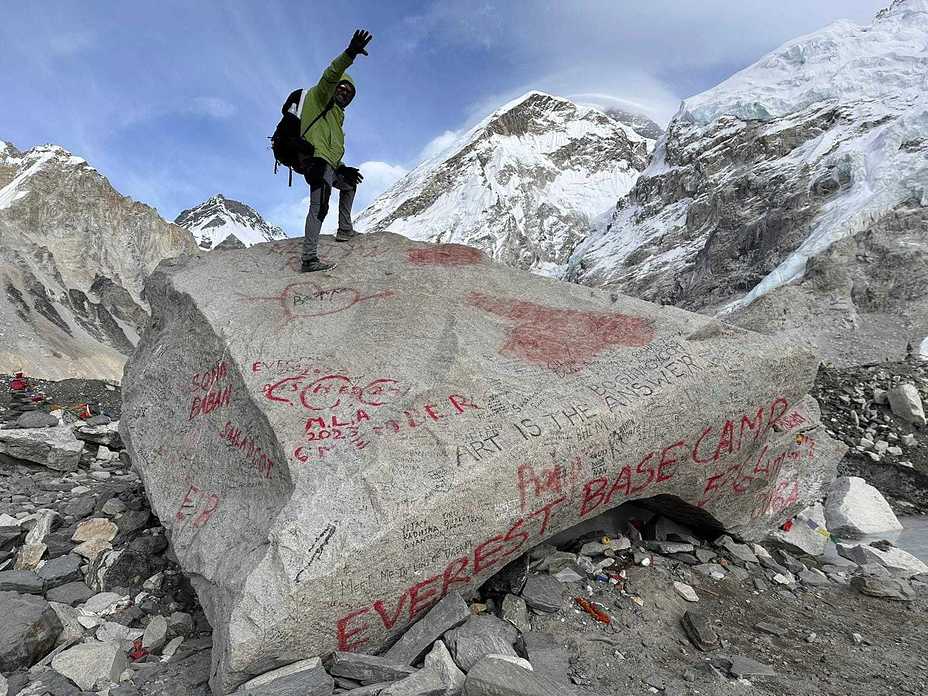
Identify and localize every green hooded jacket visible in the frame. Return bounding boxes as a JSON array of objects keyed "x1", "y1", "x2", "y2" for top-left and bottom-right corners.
[{"x1": 299, "y1": 51, "x2": 355, "y2": 168}]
